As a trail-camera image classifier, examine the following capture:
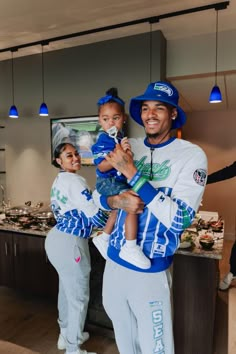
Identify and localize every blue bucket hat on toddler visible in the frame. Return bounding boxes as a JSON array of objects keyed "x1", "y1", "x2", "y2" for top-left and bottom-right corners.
[{"x1": 129, "y1": 81, "x2": 186, "y2": 129}]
